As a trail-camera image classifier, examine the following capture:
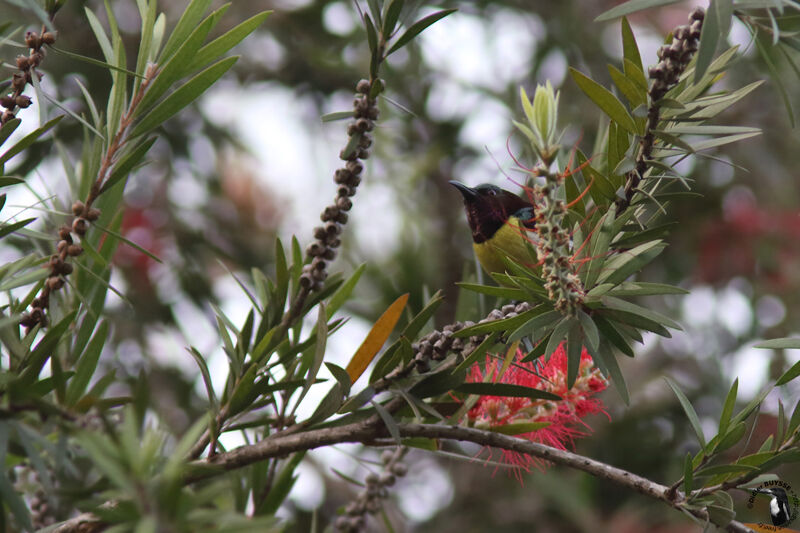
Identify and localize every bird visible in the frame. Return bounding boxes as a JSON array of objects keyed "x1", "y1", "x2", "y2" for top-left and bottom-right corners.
[
  {"x1": 449, "y1": 181, "x2": 537, "y2": 279},
  {"x1": 753, "y1": 487, "x2": 791, "y2": 526}
]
